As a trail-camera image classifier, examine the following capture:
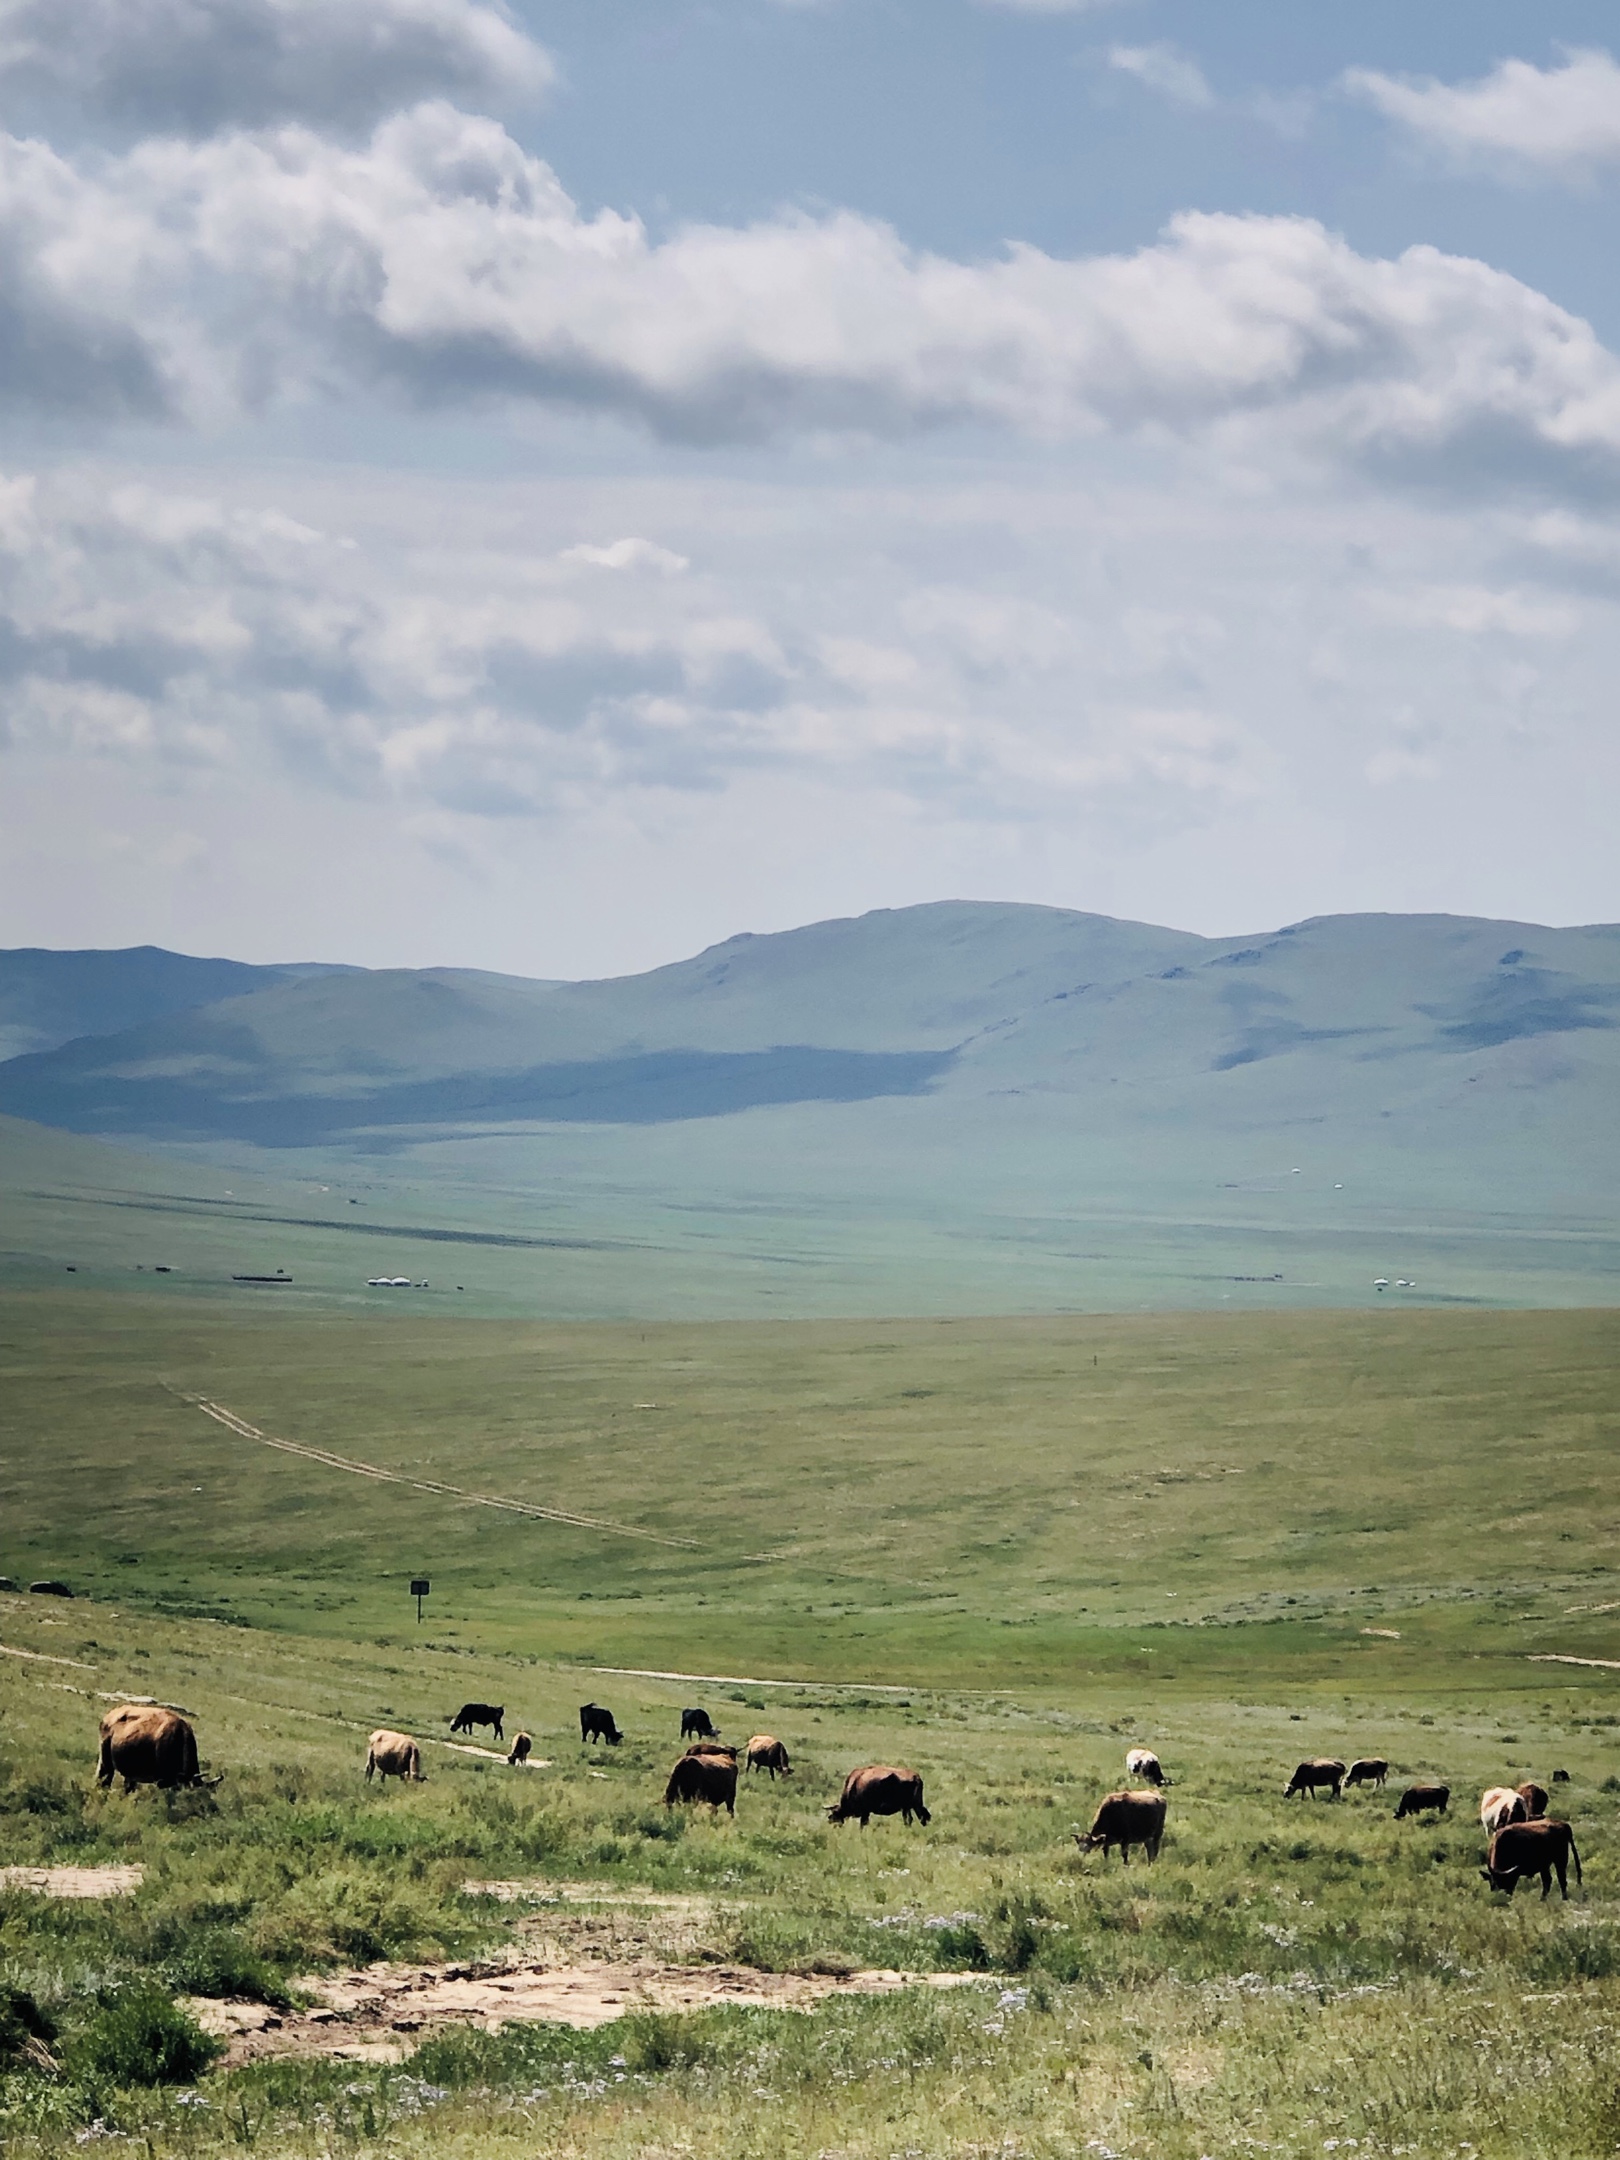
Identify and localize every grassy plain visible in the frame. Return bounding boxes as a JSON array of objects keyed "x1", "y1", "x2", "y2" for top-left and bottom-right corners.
[{"x1": 2, "y1": 1292, "x2": 1620, "y2": 2158}]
